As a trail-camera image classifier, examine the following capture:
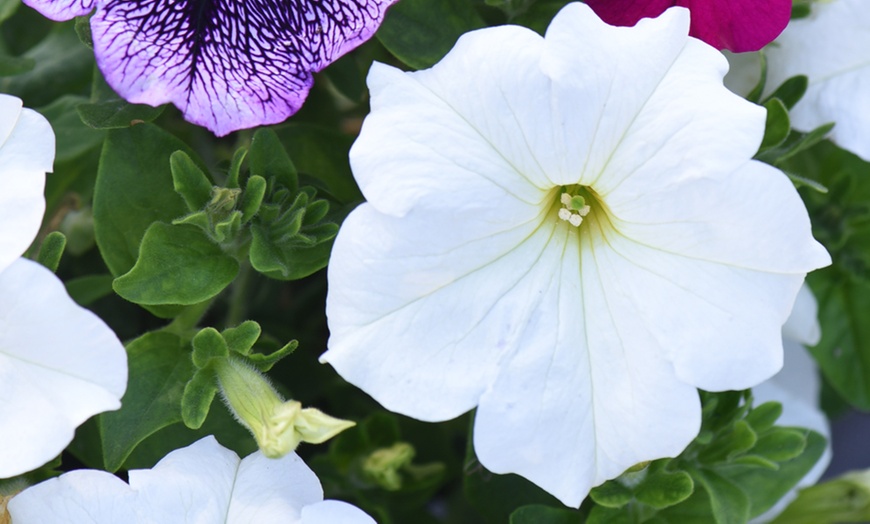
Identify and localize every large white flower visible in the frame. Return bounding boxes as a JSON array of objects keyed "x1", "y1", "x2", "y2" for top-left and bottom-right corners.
[
  {"x1": 0, "y1": 93, "x2": 126, "y2": 479},
  {"x1": 8, "y1": 436, "x2": 376, "y2": 524},
  {"x1": 764, "y1": 0, "x2": 870, "y2": 161},
  {"x1": 0, "y1": 94, "x2": 53, "y2": 274},
  {"x1": 322, "y1": 3, "x2": 830, "y2": 506},
  {"x1": 0, "y1": 258, "x2": 128, "y2": 479}
]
